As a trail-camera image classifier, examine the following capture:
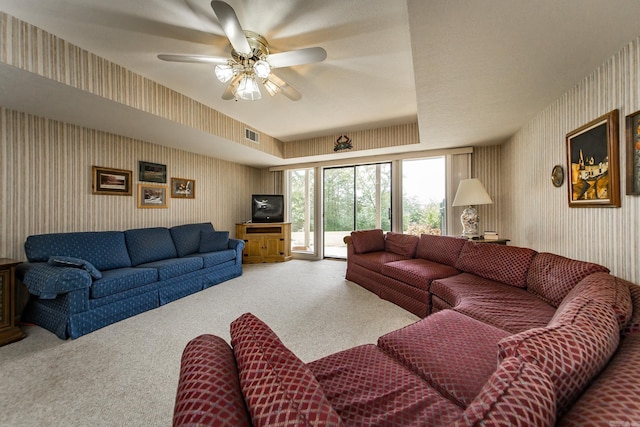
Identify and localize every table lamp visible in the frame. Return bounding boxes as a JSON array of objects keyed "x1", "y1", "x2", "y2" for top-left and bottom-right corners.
[{"x1": 451, "y1": 178, "x2": 493, "y2": 238}]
